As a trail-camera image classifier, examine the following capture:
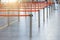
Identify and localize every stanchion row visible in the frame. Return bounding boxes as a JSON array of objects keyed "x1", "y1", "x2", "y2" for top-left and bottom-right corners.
[
  {"x1": 0, "y1": 1, "x2": 54, "y2": 38},
  {"x1": 0, "y1": 14, "x2": 33, "y2": 38}
]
